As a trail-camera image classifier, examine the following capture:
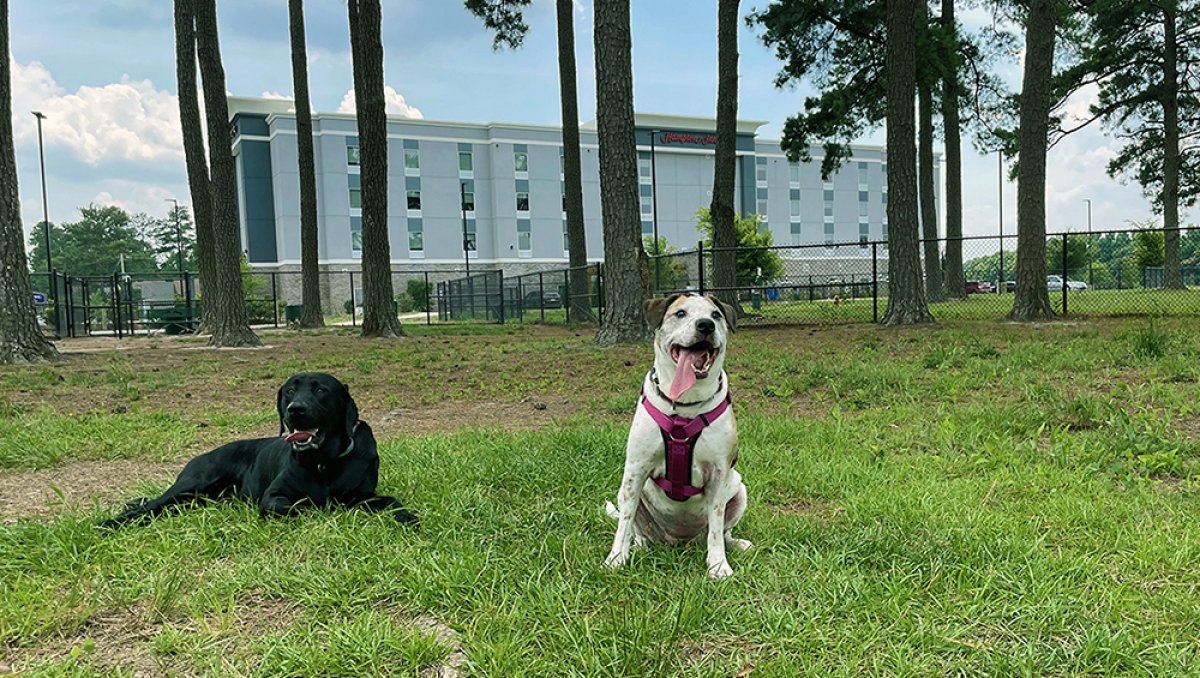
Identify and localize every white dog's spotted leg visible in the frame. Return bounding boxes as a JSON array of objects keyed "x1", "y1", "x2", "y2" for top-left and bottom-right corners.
[
  {"x1": 604, "y1": 457, "x2": 652, "y2": 569},
  {"x1": 704, "y1": 468, "x2": 733, "y2": 579}
]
